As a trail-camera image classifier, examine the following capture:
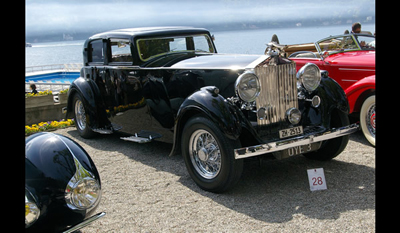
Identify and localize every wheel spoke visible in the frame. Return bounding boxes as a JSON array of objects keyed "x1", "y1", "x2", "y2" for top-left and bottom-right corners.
[
  {"x1": 75, "y1": 99, "x2": 86, "y2": 130},
  {"x1": 189, "y1": 129, "x2": 222, "y2": 179},
  {"x1": 366, "y1": 103, "x2": 375, "y2": 136}
]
